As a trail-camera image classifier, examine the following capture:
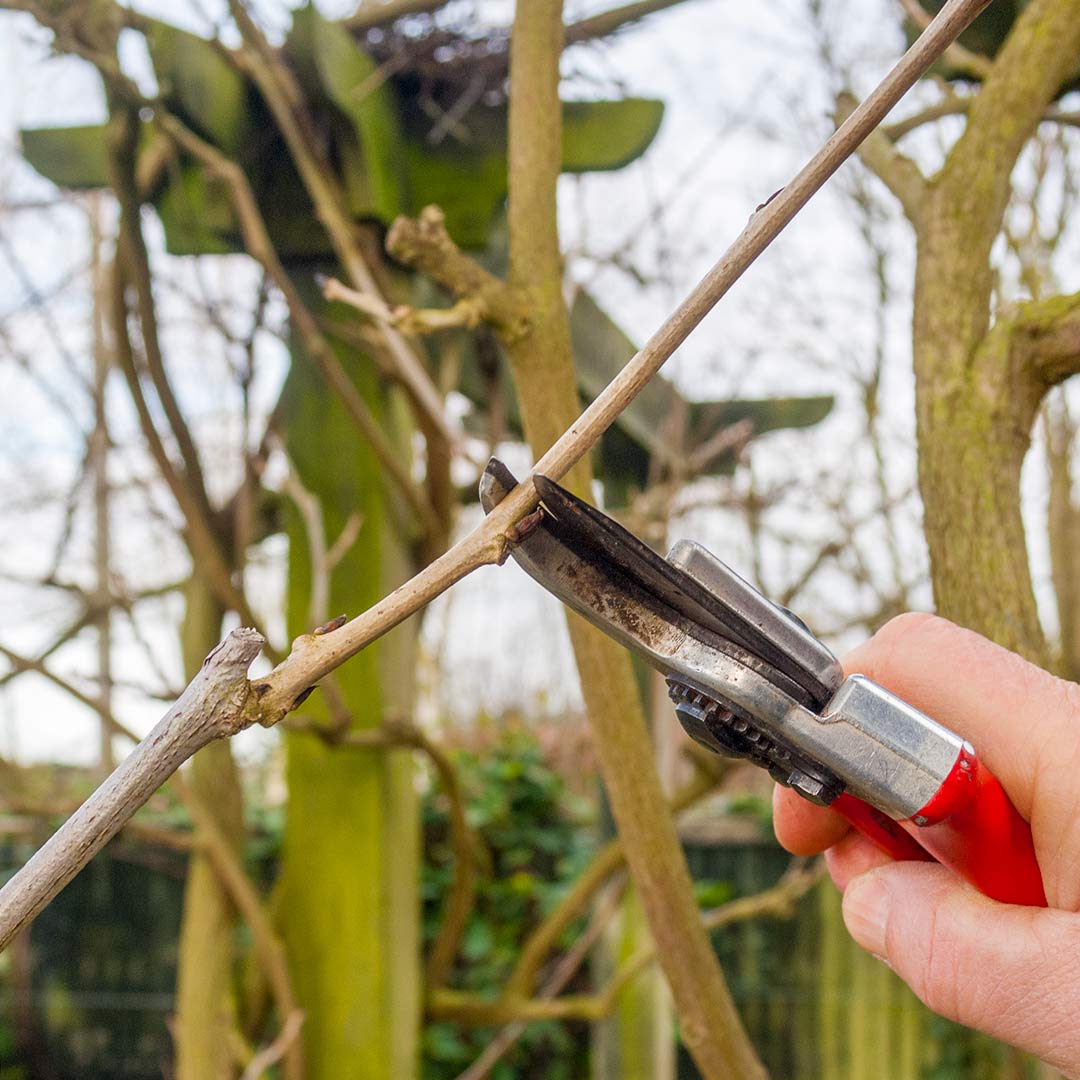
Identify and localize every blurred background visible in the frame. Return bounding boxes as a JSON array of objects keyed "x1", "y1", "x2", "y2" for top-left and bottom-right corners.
[{"x1": 0, "y1": 0, "x2": 1076, "y2": 1077}]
